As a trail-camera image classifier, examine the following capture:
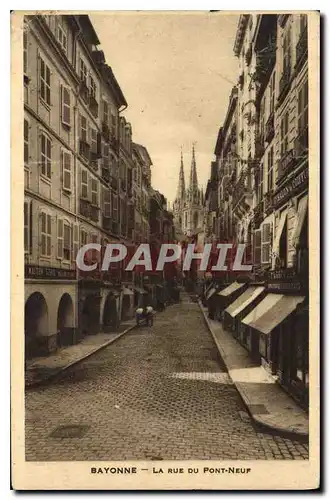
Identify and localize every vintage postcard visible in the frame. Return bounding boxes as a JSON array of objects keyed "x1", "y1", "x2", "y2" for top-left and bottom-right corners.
[{"x1": 11, "y1": 10, "x2": 320, "y2": 490}]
